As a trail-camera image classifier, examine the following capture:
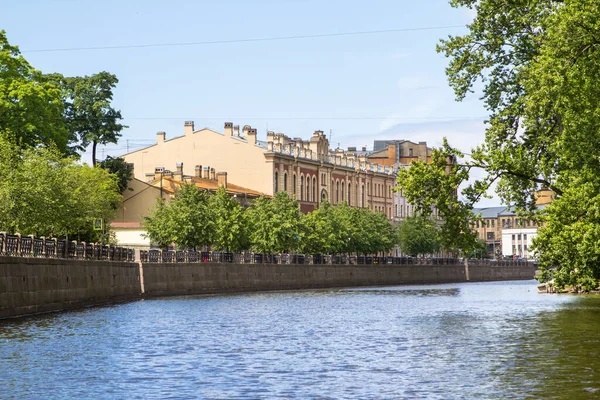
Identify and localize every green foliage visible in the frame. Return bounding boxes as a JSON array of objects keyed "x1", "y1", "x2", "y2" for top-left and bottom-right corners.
[
  {"x1": 298, "y1": 201, "x2": 396, "y2": 255},
  {"x1": 45, "y1": 72, "x2": 127, "y2": 164},
  {"x1": 99, "y1": 156, "x2": 133, "y2": 193},
  {"x1": 0, "y1": 136, "x2": 120, "y2": 240},
  {"x1": 143, "y1": 184, "x2": 214, "y2": 249},
  {"x1": 395, "y1": 0, "x2": 600, "y2": 289},
  {"x1": 0, "y1": 30, "x2": 69, "y2": 152},
  {"x1": 397, "y1": 215, "x2": 441, "y2": 257},
  {"x1": 210, "y1": 187, "x2": 249, "y2": 252},
  {"x1": 246, "y1": 192, "x2": 301, "y2": 253}
]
